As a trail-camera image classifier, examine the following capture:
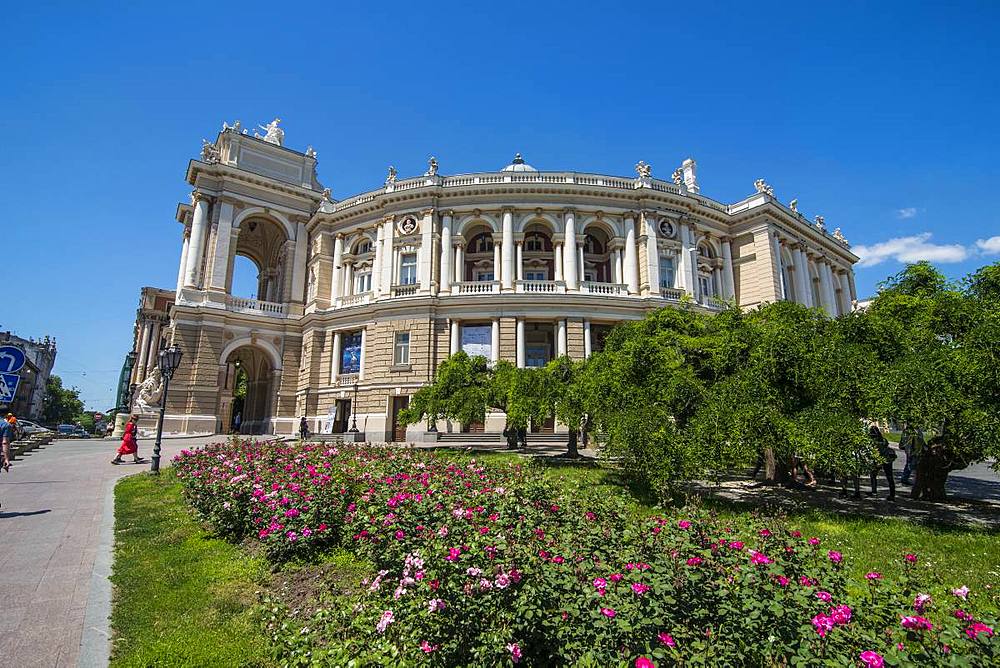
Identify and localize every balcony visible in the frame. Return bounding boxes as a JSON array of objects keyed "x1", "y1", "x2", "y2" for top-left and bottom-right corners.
[
  {"x1": 581, "y1": 281, "x2": 628, "y2": 296},
  {"x1": 514, "y1": 280, "x2": 565, "y2": 294},
  {"x1": 336, "y1": 292, "x2": 373, "y2": 308},
  {"x1": 337, "y1": 373, "x2": 359, "y2": 387},
  {"x1": 454, "y1": 281, "x2": 500, "y2": 295},
  {"x1": 225, "y1": 296, "x2": 288, "y2": 317},
  {"x1": 659, "y1": 287, "x2": 685, "y2": 301},
  {"x1": 390, "y1": 284, "x2": 420, "y2": 298}
]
